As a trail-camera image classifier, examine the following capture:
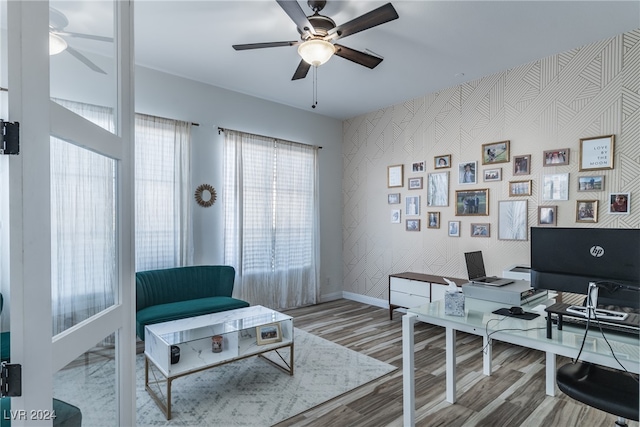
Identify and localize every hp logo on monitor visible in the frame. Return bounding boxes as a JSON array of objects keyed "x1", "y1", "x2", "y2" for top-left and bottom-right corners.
[{"x1": 590, "y1": 245, "x2": 605, "y2": 257}]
